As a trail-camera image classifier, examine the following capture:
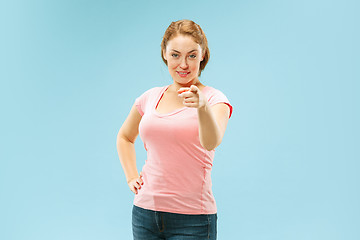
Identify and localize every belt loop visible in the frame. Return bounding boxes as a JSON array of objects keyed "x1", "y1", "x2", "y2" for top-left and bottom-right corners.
[
  {"x1": 155, "y1": 211, "x2": 165, "y2": 233},
  {"x1": 159, "y1": 212, "x2": 165, "y2": 232}
]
